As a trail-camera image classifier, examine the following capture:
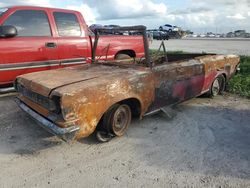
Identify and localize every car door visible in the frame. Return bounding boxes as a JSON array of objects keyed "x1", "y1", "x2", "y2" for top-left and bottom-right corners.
[
  {"x1": 52, "y1": 11, "x2": 89, "y2": 67},
  {"x1": 148, "y1": 61, "x2": 205, "y2": 112},
  {"x1": 0, "y1": 8, "x2": 59, "y2": 85}
]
